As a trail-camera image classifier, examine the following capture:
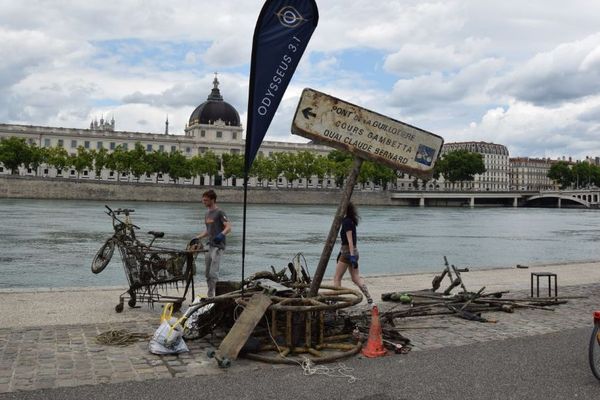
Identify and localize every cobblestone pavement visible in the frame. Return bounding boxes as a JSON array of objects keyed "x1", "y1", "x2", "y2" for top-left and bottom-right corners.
[{"x1": 1, "y1": 283, "x2": 599, "y2": 394}]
